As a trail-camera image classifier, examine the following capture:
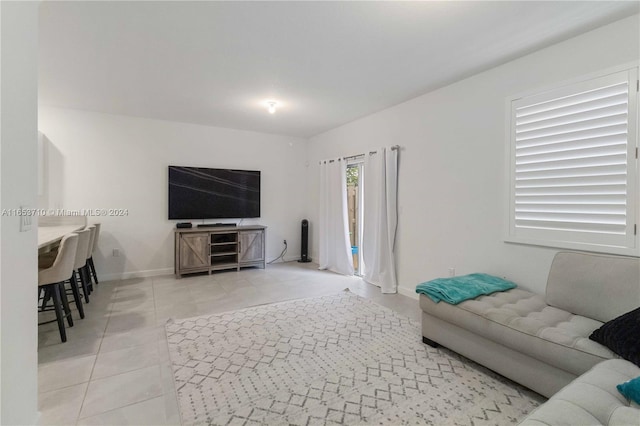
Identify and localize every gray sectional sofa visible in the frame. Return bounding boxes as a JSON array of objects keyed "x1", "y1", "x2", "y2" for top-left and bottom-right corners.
[
  {"x1": 520, "y1": 359, "x2": 640, "y2": 425},
  {"x1": 419, "y1": 251, "x2": 640, "y2": 399}
]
